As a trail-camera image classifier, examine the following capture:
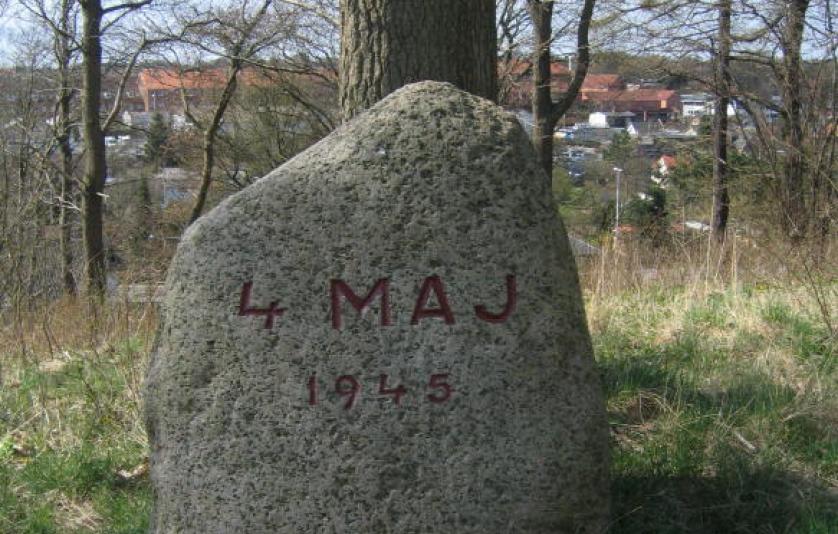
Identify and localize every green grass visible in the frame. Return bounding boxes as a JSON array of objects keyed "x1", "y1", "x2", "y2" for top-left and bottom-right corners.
[
  {"x1": 0, "y1": 283, "x2": 835, "y2": 532},
  {"x1": 592, "y1": 285, "x2": 837, "y2": 533},
  {"x1": 0, "y1": 332, "x2": 151, "y2": 534}
]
